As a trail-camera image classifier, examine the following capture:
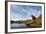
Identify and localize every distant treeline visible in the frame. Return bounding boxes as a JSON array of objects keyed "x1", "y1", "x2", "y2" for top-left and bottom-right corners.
[{"x1": 11, "y1": 20, "x2": 23, "y2": 24}]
